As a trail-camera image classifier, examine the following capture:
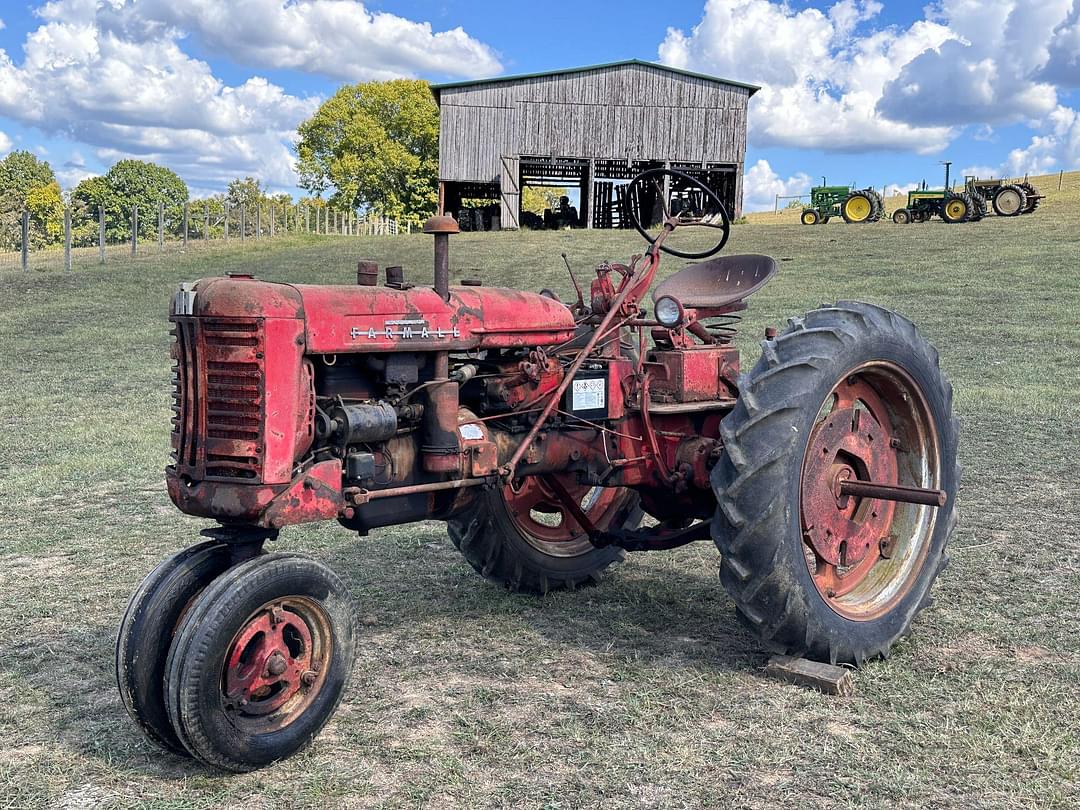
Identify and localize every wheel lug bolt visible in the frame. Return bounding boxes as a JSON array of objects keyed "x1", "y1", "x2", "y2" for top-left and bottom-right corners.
[{"x1": 301, "y1": 670, "x2": 318, "y2": 686}]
